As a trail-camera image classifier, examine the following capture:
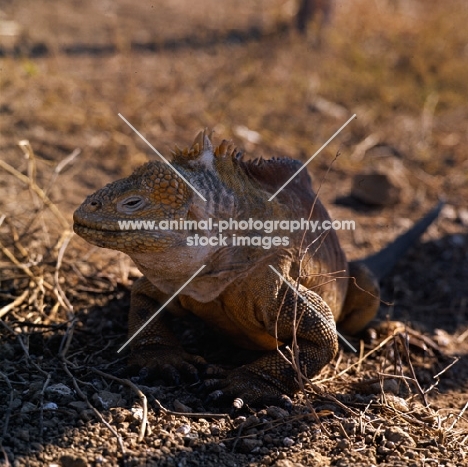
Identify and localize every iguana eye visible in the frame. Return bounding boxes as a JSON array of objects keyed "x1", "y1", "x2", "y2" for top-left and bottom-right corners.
[{"x1": 118, "y1": 196, "x2": 146, "y2": 213}]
